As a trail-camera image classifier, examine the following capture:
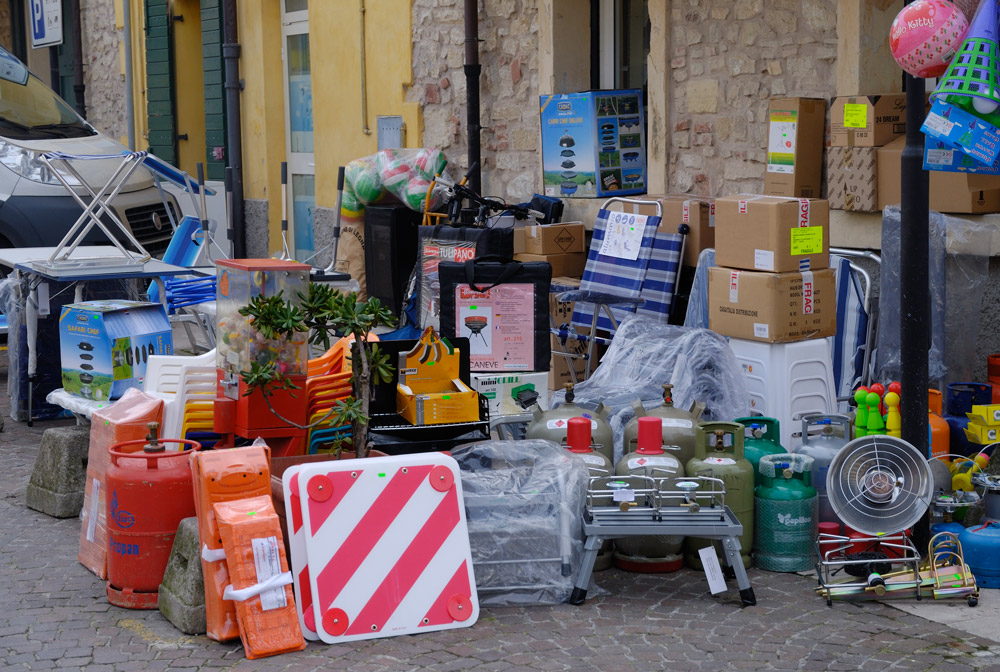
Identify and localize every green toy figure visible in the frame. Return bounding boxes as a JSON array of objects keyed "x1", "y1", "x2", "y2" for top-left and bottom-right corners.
[{"x1": 854, "y1": 388, "x2": 869, "y2": 438}]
